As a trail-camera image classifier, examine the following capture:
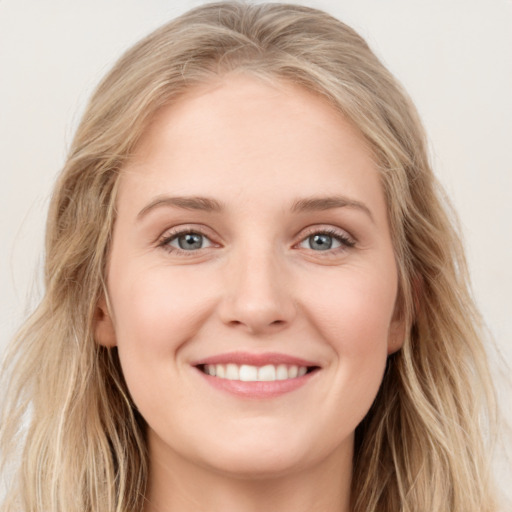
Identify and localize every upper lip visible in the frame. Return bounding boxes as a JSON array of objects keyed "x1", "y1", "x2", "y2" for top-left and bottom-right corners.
[{"x1": 190, "y1": 351, "x2": 321, "y2": 368}]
